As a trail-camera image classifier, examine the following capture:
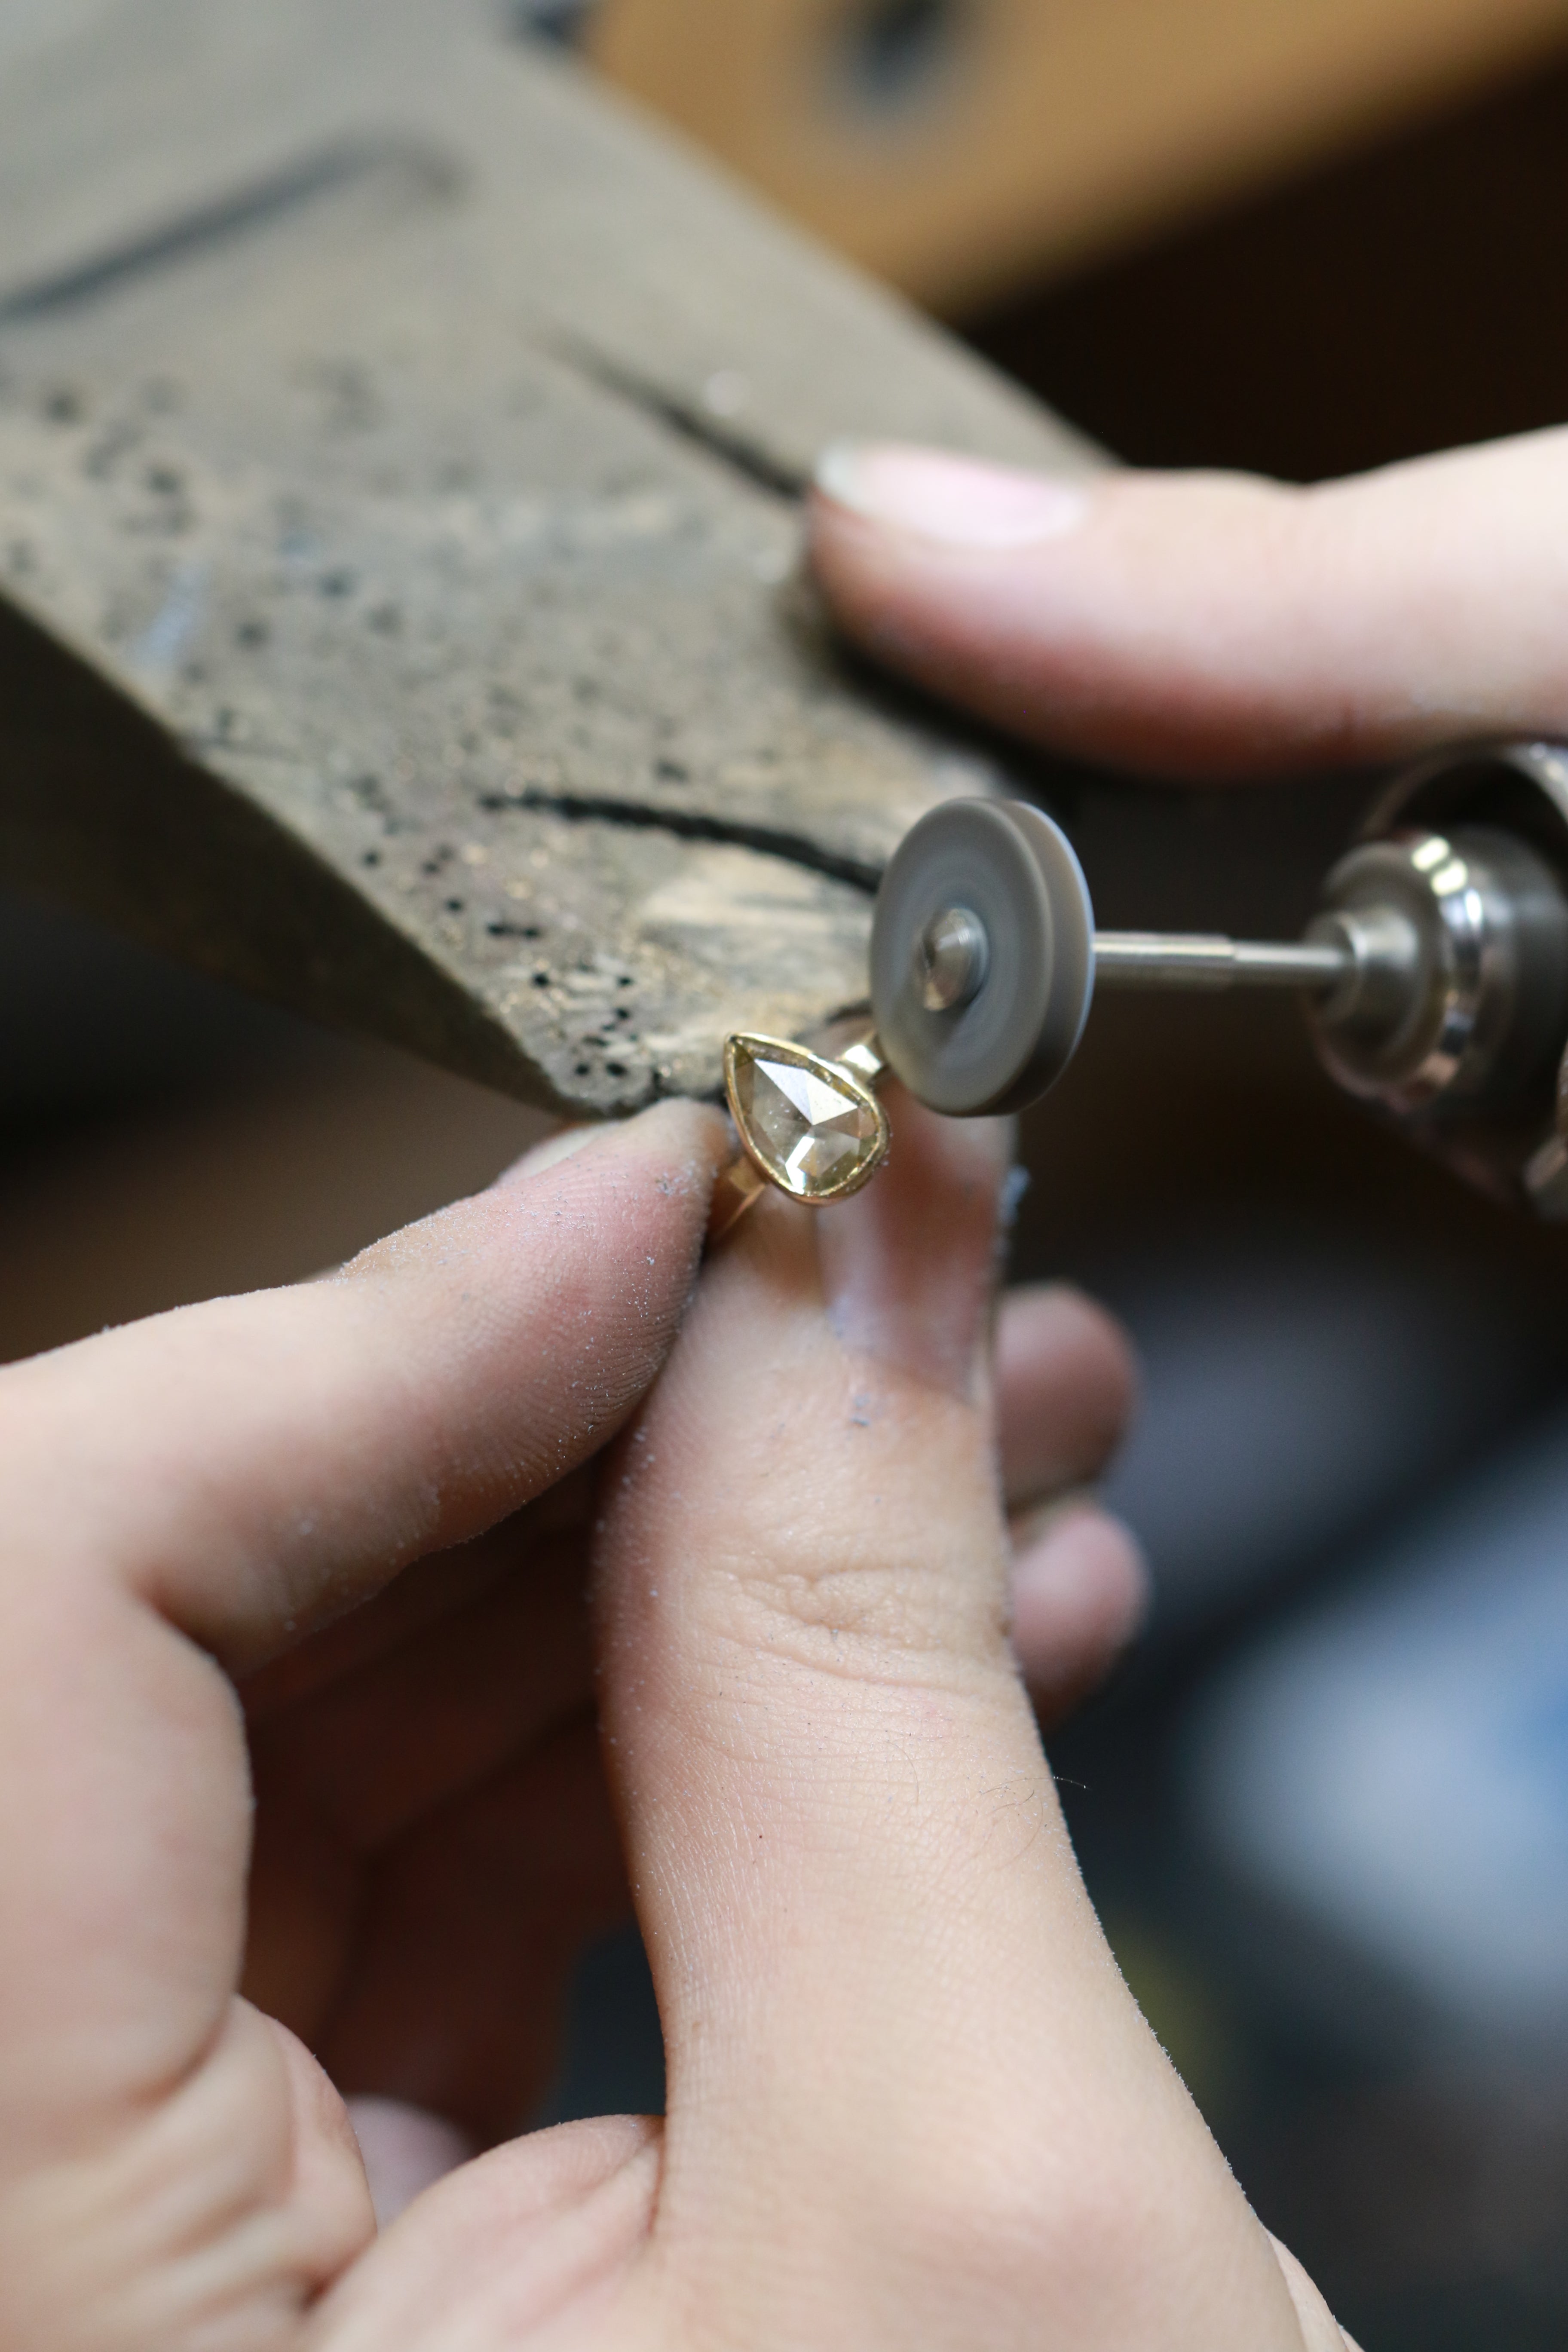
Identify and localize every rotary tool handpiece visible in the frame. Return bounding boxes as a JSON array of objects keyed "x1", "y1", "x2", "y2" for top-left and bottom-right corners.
[{"x1": 867, "y1": 791, "x2": 1568, "y2": 1140}]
